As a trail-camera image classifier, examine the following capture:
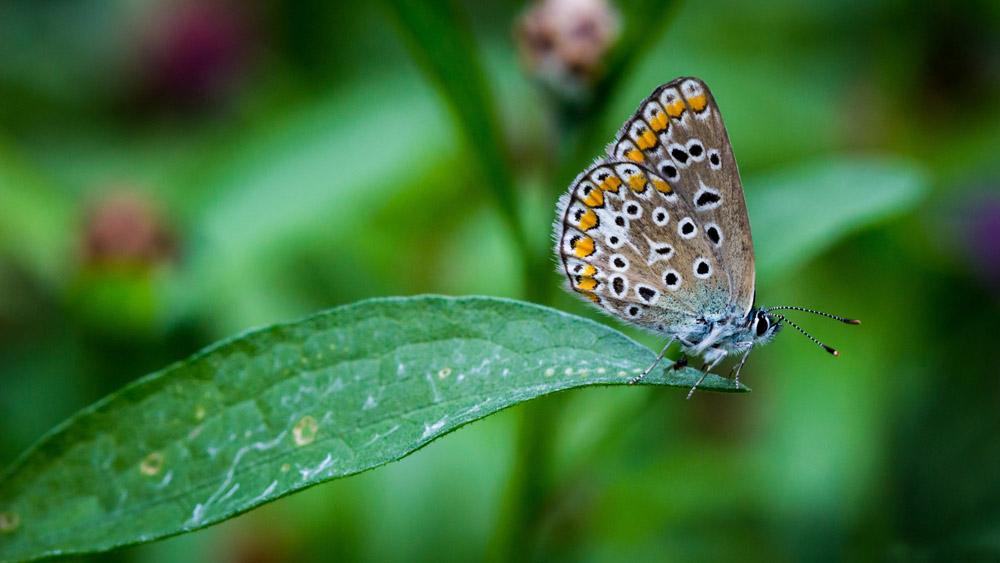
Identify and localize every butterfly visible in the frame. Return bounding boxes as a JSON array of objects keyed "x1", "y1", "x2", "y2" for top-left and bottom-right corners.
[{"x1": 553, "y1": 77, "x2": 859, "y2": 397}]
